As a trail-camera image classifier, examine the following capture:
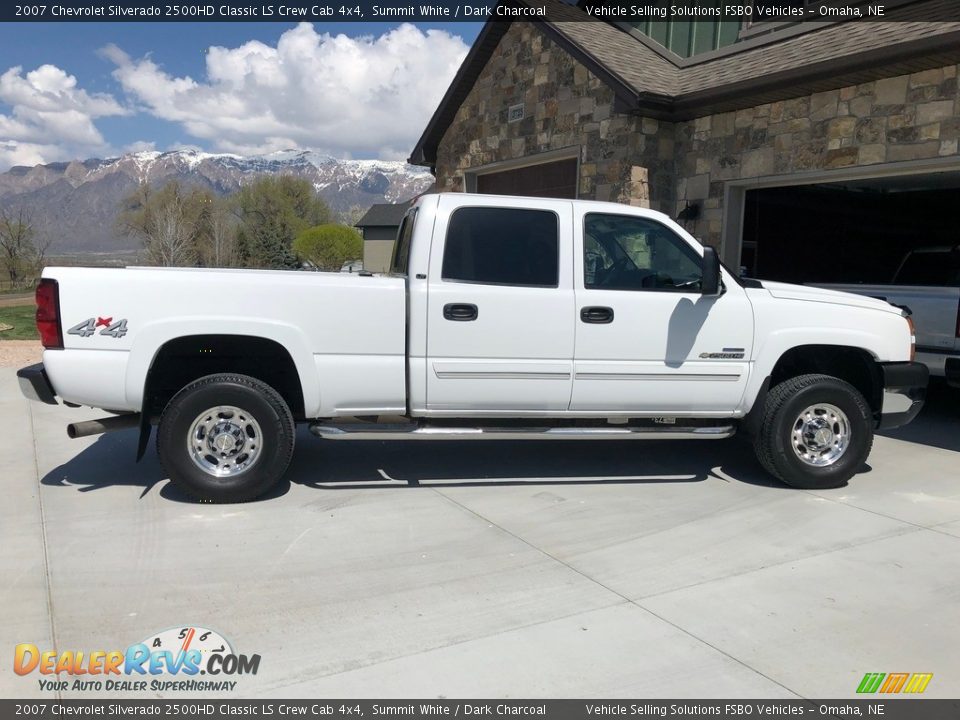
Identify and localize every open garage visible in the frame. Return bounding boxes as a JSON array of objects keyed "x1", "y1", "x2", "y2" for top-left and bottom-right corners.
[{"x1": 738, "y1": 169, "x2": 960, "y2": 285}]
